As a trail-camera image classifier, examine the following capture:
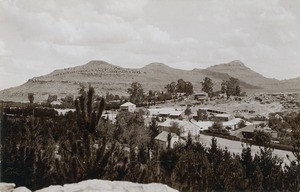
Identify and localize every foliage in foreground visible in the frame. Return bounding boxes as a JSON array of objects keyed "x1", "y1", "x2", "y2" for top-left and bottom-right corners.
[{"x1": 1, "y1": 88, "x2": 300, "y2": 191}]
